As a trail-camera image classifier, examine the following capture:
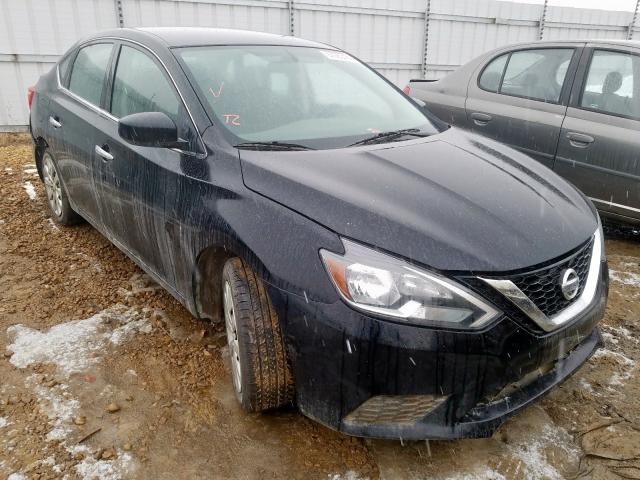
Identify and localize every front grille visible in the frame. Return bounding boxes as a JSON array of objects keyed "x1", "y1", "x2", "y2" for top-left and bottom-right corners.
[{"x1": 503, "y1": 238, "x2": 593, "y2": 317}]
